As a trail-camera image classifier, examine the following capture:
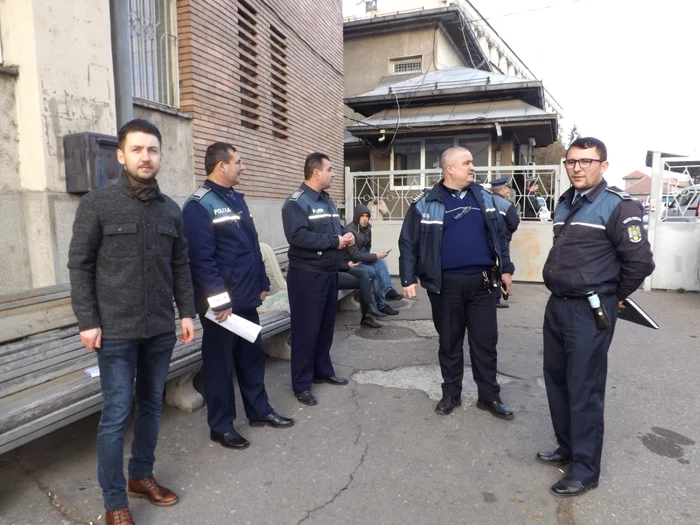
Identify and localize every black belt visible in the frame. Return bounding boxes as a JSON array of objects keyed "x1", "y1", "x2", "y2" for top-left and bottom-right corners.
[{"x1": 552, "y1": 293, "x2": 611, "y2": 300}]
